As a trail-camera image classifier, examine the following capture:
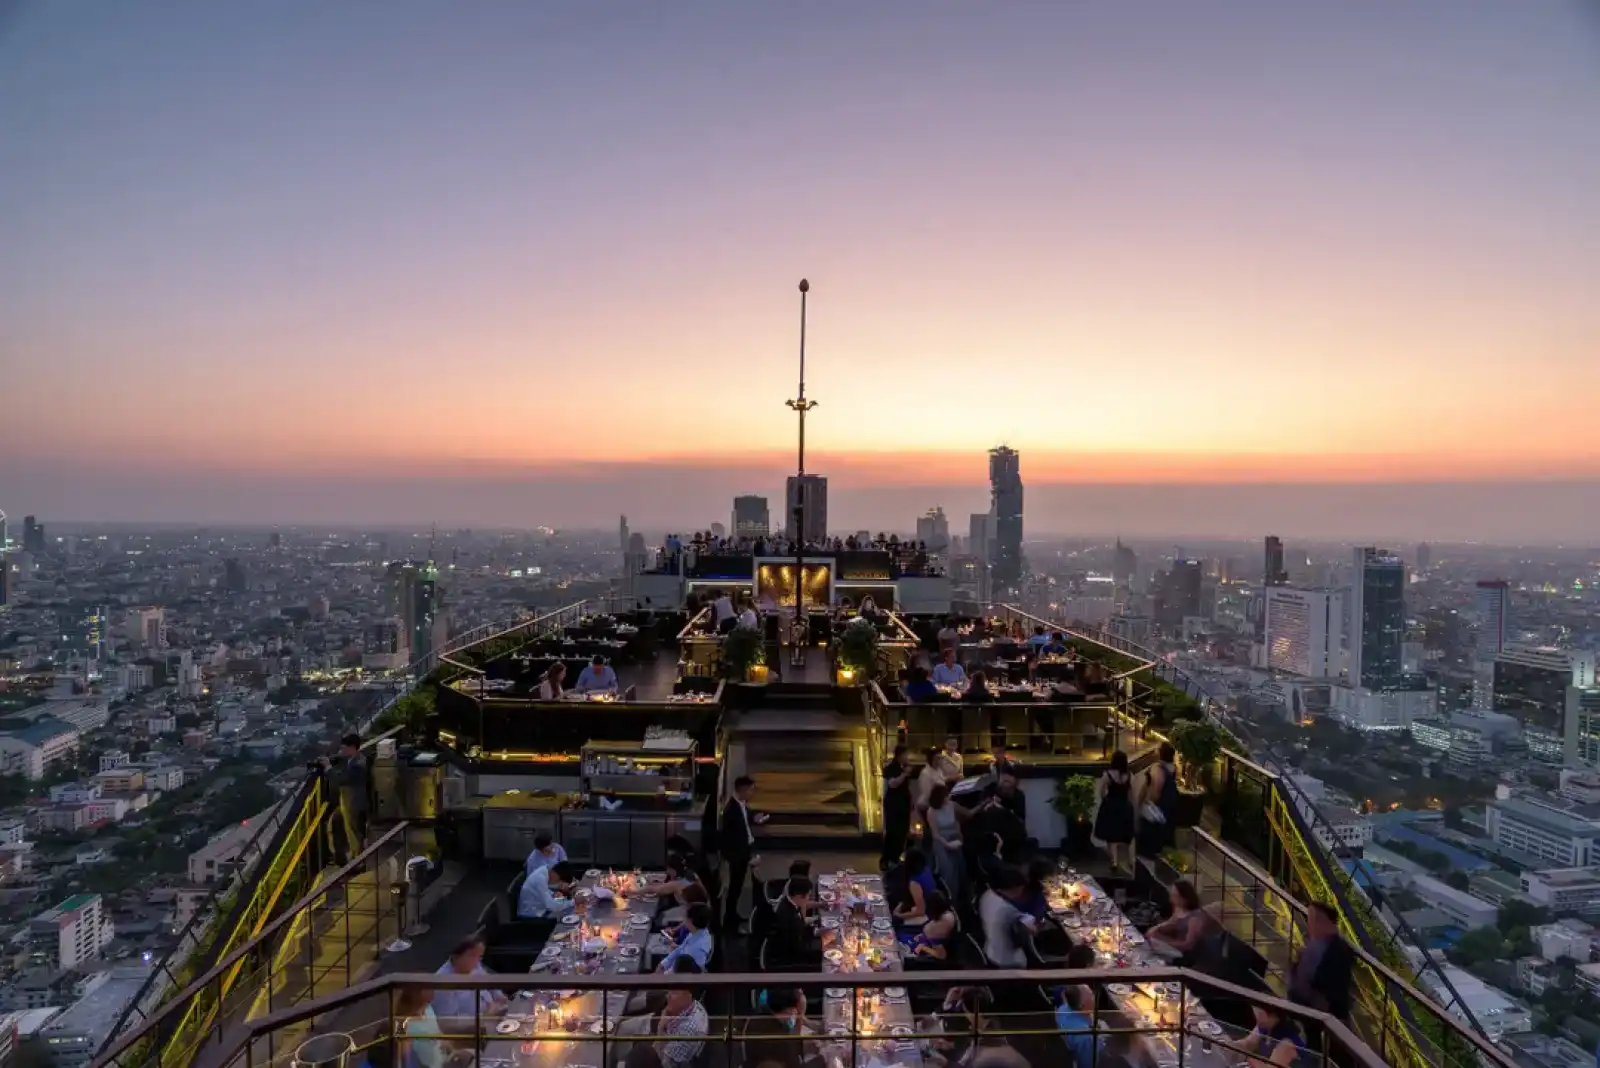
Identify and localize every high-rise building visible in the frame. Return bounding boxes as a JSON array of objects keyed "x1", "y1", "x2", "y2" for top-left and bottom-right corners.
[
  {"x1": 124, "y1": 607, "x2": 167, "y2": 650},
  {"x1": 21, "y1": 516, "x2": 44, "y2": 554},
  {"x1": 1263, "y1": 536, "x2": 1289, "y2": 587},
  {"x1": 223, "y1": 558, "x2": 248, "y2": 593},
  {"x1": 784, "y1": 475, "x2": 828, "y2": 543},
  {"x1": 1112, "y1": 539, "x2": 1137, "y2": 586},
  {"x1": 916, "y1": 507, "x2": 950, "y2": 552},
  {"x1": 389, "y1": 562, "x2": 442, "y2": 667},
  {"x1": 29, "y1": 894, "x2": 114, "y2": 971},
  {"x1": 1472, "y1": 580, "x2": 1511, "y2": 710},
  {"x1": 1156, "y1": 559, "x2": 1204, "y2": 632},
  {"x1": 1350, "y1": 547, "x2": 1406, "y2": 691},
  {"x1": 1415, "y1": 542, "x2": 1432, "y2": 573},
  {"x1": 732, "y1": 496, "x2": 770, "y2": 539},
  {"x1": 1265, "y1": 587, "x2": 1344, "y2": 678},
  {"x1": 968, "y1": 512, "x2": 994, "y2": 566},
  {"x1": 1494, "y1": 646, "x2": 1597, "y2": 761},
  {"x1": 619, "y1": 515, "x2": 629, "y2": 554},
  {"x1": 1565, "y1": 686, "x2": 1600, "y2": 769},
  {"x1": 987, "y1": 446, "x2": 1023, "y2": 590},
  {"x1": 0, "y1": 509, "x2": 7, "y2": 610}
]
